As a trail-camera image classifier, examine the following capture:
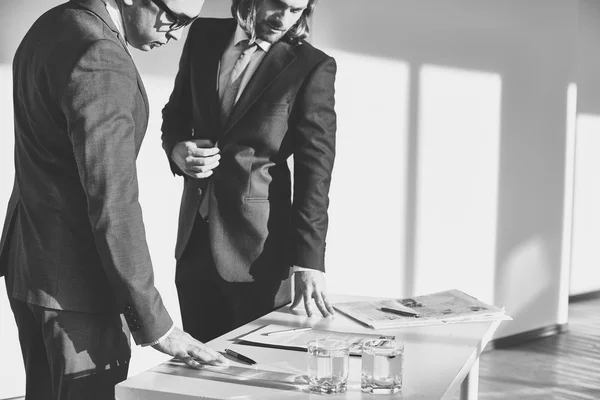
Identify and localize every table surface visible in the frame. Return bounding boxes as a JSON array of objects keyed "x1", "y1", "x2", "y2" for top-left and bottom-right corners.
[{"x1": 116, "y1": 294, "x2": 501, "y2": 400}]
